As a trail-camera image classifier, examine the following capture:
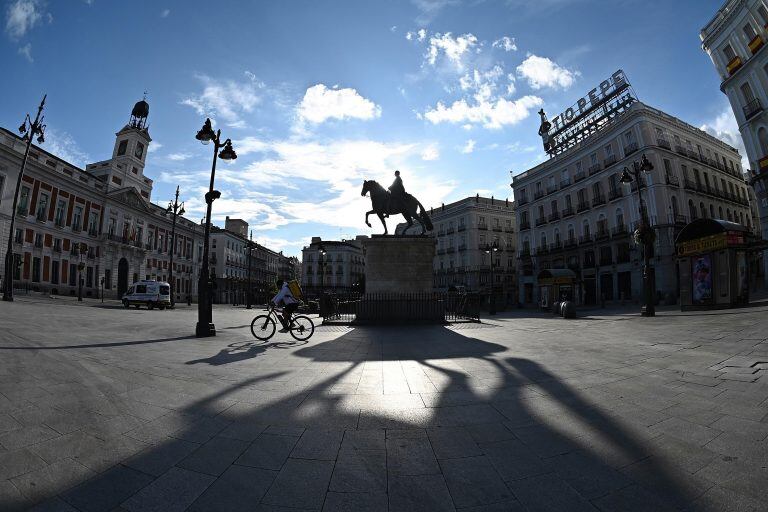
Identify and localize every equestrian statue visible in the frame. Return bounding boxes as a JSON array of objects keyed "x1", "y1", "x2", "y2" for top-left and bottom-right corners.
[{"x1": 361, "y1": 170, "x2": 434, "y2": 235}]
